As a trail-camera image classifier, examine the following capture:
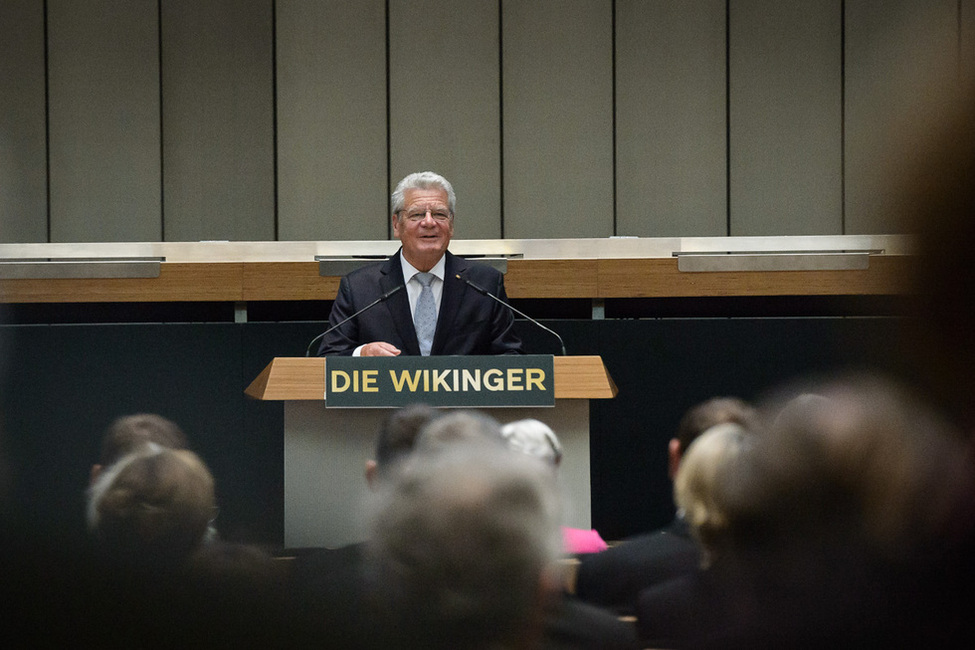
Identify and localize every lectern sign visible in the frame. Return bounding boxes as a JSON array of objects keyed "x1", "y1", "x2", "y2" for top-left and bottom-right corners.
[{"x1": 325, "y1": 355, "x2": 555, "y2": 408}]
